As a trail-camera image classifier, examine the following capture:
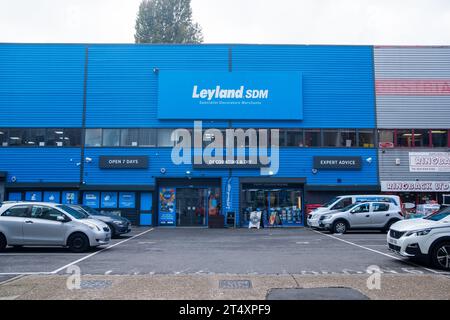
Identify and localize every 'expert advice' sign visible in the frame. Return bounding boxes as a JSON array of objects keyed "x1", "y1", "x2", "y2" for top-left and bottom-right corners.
[{"x1": 157, "y1": 71, "x2": 303, "y2": 120}]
